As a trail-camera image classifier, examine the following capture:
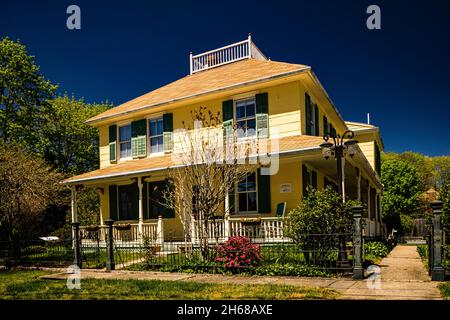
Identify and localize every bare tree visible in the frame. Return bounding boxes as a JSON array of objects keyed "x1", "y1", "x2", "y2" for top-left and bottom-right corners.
[{"x1": 162, "y1": 107, "x2": 262, "y2": 259}]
